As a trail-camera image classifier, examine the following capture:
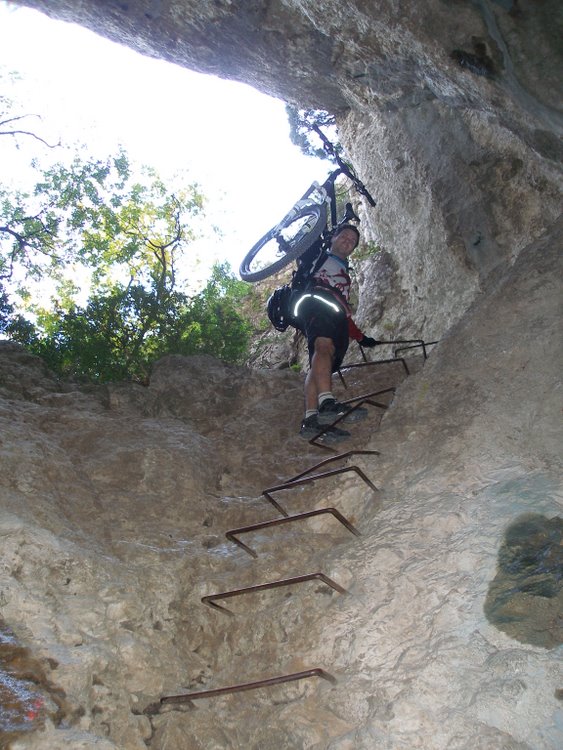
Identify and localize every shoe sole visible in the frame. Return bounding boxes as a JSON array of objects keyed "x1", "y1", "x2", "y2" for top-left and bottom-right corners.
[
  {"x1": 299, "y1": 429, "x2": 351, "y2": 443},
  {"x1": 317, "y1": 409, "x2": 368, "y2": 425},
  {"x1": 341, "y1": 410, "x2": 368, "y2": 423},
  {"x1": 319, "y1": 432, "x2": 350, "y2": 443}
]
